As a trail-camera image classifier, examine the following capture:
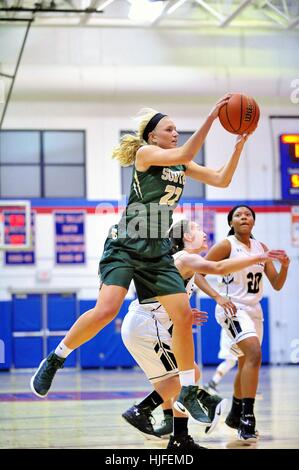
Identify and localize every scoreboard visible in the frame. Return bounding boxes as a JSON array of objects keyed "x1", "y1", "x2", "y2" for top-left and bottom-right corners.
[{"x1": 280, "y1": 134, "x2": 299, "y2": 200}]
